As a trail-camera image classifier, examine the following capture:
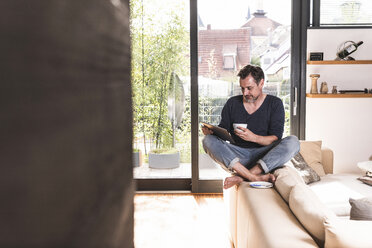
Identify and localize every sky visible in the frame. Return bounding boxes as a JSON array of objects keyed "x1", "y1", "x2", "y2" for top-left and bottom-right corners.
[{"x1": 198, "y1": 0, "x2": 292, "y2": 29}]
